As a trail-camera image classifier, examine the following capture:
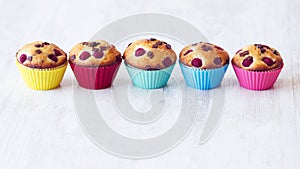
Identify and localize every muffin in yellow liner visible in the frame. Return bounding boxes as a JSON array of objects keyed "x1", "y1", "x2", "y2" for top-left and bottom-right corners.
[
  {"x1": 16, "y1": 61, "x2": 67, "y2": 90},
  {"x1": 16, "y1": 41, "x2": 68, "y2": 90}
]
